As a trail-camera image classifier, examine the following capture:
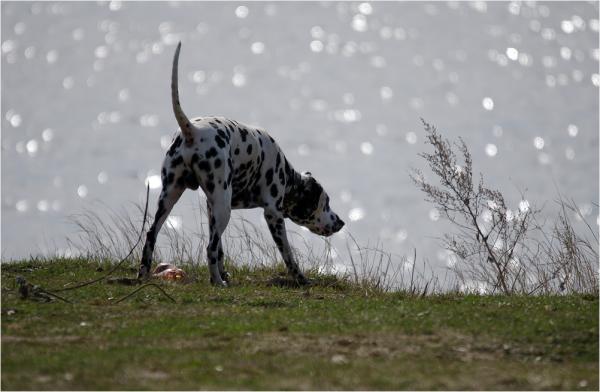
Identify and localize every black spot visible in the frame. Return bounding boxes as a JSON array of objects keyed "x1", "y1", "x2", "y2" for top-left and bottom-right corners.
[
  {"x1": 186, "y1": 173, "x2": 199, "y2": 190},
  {"x1": 234, "y1": 148, "x2": 240, "y2": 155},
  {"x1": 246, "y1": 144, "x2": 253, "y2": 154},
  {"x1": 206, "y1": 147, "x2": 218, "y2": 159},
  {"x1": 285, "y1": 159, "x2": 292, "y2": 177},
  {"x1": 207, "y1": 181, "x2": 215, "y2": 193},
  {"x1": 166, "y1": 172, "x2": 175, "y2": 185},
  {"x1": 197, "y1": 161, "x2": 210, "y2": 172},
  {"x1": 176, "y1": 173, "x2": 187, "y2": 187},
  {"x1": 167, "y1": 135, "x2": 182, "y2": 157},
  {"x1": 265, "y1": 168, "x2": 274, "y2": 185},
  {"x1": 217, "y1": 129, "x2": 229, "y2": 142},
  {"x1": 270, "y1": 184, "x2": 279, "y2": 198},
  {"x1": 214, "y1": 158, "x2": 222, "y2": 168},
  {"x1": 170, "y1": 155, "x2": 183, "y2": 168},
  {"x1": 240, "y1": 128, "x2": 248, "y2": 142},
  {"x1": 191, "y1": 153, "x2": 201, "y2": 164},
  {"x1": 278, "y1": 168, "x2": 285, "y2": 183},
  {"x1": 215, "y1": 135, "x2": 226, "y2": 149},
  {"x1": 146, "y1": 227, "x2": 157, "y2": 246},
  {"x1": 210, "y1": 237, "x2": 219, "y2": 252},
  {"x1": 275, "y1": 153, "x2": 281, "y2": 169}
]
